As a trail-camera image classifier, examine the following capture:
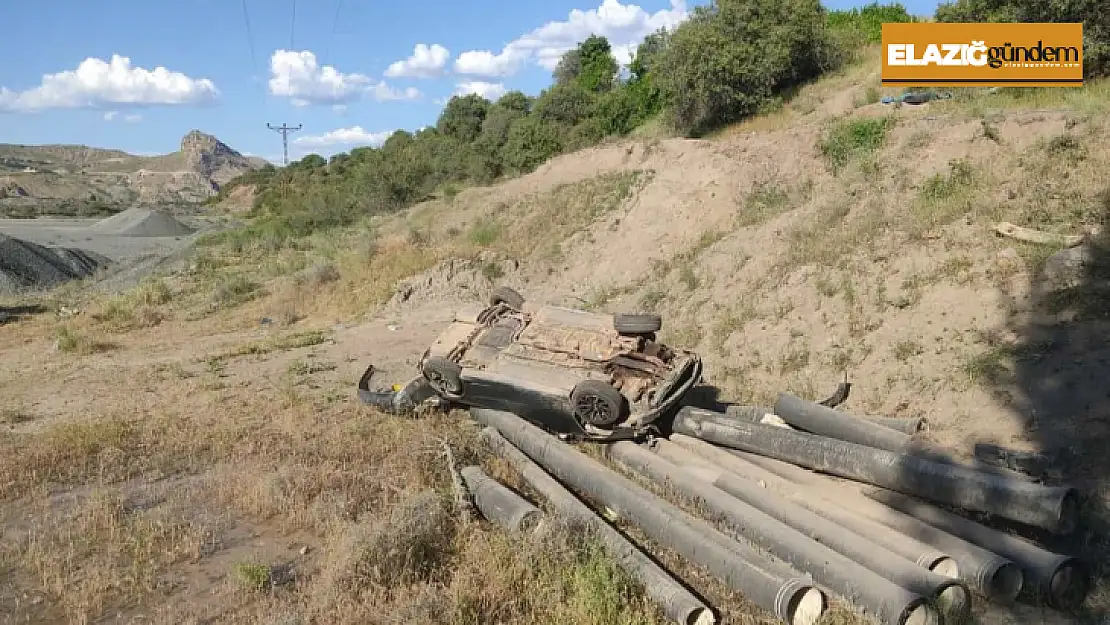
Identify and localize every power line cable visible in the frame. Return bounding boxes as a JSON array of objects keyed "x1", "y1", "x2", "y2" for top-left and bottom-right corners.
[
  {"x1": 240, "y1": 0, "x2": 258, "y2": 74},
  {"x1": 324, "y1": 0, "x2": 344, "y2": 64},
  {"x1": 289, "y1": 0, "x2": 297, "y2": 50}
]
